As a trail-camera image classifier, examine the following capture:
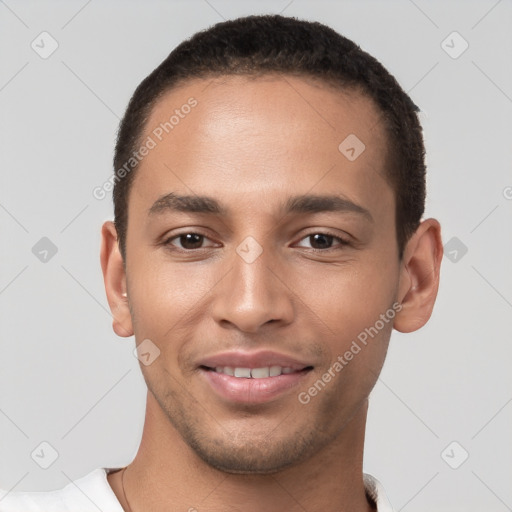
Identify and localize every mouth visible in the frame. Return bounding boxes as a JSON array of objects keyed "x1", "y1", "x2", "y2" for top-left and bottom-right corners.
[{"x1": 197, "y1": 351, "x2": 314, "y2": 404}]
